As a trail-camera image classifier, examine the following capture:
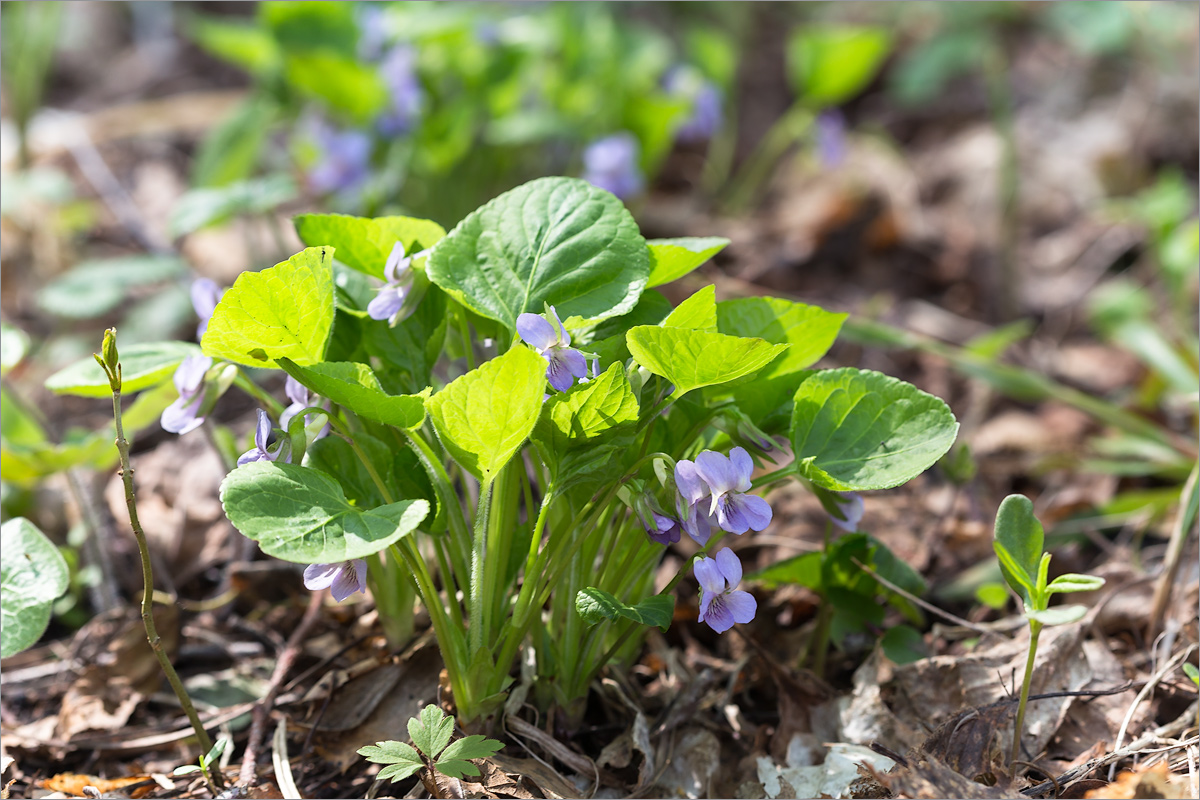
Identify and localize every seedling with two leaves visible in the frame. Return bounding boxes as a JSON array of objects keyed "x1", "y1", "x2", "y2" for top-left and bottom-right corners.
[
  {"x1": 993, "y1": 494, "x2": 1105, "y2": 765},
  {"x1": 358, "y1": 704, "x2": 504, "y2": 787}
]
